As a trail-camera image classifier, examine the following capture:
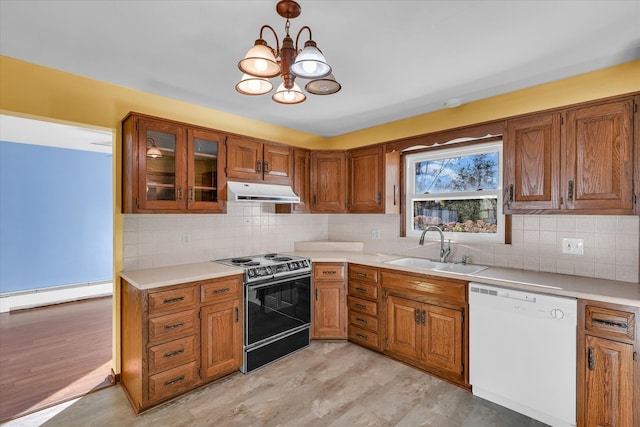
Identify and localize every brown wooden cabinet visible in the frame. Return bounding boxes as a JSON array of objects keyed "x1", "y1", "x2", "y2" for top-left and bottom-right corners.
[
  {"x1": 291, "y1": 148, "x2": 311, "y2": 213},
  {"x1": 120, "y1": 274, "x2": 243, "y2": 413},
  {"x1": 310, "y1": 151, "x2": 347, "y2": 213},
  {"x1": 312, "y1": 263, "x2": 347, "y2": 339},
  {"x1": 504, "y1": 112, "x2": 561, "y2": 212},
  {"x1": 563, "y1": 99, "x2": 634, "y2": 212},
  {"x1": 348, "y1": 145, "x2": 384, "y2": 213},
  {"x1": 122, "y1": 113, "x2": 227, "y2": 213},
  {"x1": 226, "y1": 136, "x2": 293, "y2": 185},
  {"x1": 347, "y1": 264, "x2": 381, "y2": 350},
  {"x1": 504, "y1": 97, "x2": 636, "y2": 214},
  {"x1": 381, "y1": 270, "x2": 468, "y2": 388},
  {"x1": 577, "y1": 300, "x2": 639, "y2": 427}
]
